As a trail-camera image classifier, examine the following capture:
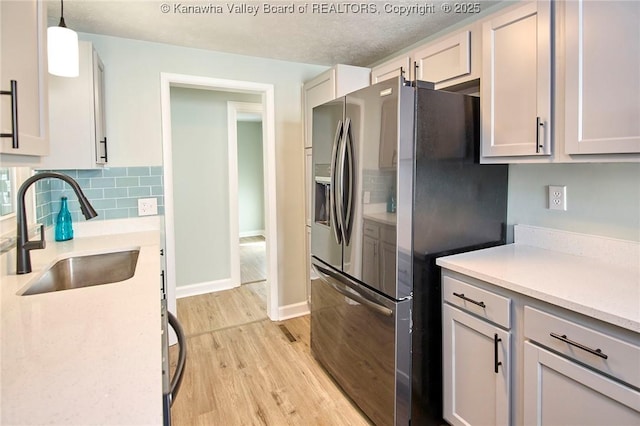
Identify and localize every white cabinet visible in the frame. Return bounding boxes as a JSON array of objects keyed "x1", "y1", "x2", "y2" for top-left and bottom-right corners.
[
  {"x1": 443, "y1": 277, "x2": 511, "y2": 426},
  {"x1": 443, "y1": 305, "x2": 511, "y2": 426},
  {"x1": 413, "y1": 27, "x2": 479, "y2": 88},
  {"x1": 0, "y1": 0, "x2": 49, "y2": 158},
  {"x1": 481, "y1": 0, "x2": 552, "y2": 159},
  {"x1": 42, "y1": 41, "x2": 108, "y2": 169},
  {"x1": 372, "y1": 25, "x2": 480, "y2": 89},
  {"x1": 371, "y1": 55, "x2": 411, "y2": 84},
  {"x1": 563, "y1": 0, "x2": 640, "y2": 155},
  {"x1": 303, "y1": 64, "x2": 369, "y2": 149},
  {"x1": 523, "y1": 306, "x2": 640, "y2": 424}
]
